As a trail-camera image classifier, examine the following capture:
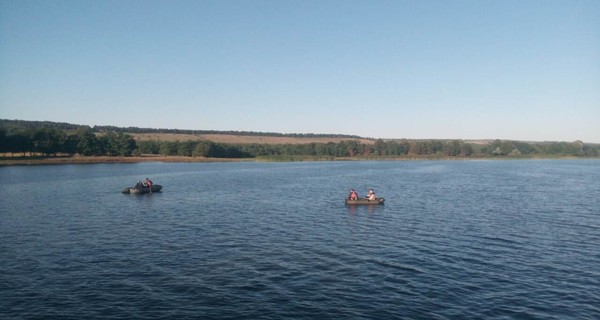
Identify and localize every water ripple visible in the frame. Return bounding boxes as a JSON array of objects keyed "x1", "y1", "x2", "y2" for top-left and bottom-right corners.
[{"x1": 1, "y1": 160, "x2": 599, "y2": 319}]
